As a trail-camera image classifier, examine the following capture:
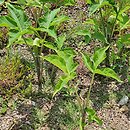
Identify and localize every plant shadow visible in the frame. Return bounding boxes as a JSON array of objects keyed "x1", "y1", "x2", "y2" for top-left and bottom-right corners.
[
  {"x1": 11, "y1": 92, "x2": 79, "y2": 130},
  {"x1": 46, "y1": 95, "x2": 79, "y2": 130},
  {"x1": 90, "y1": 75, "x2": 113, "y2": 110},
  {"x1": 11, "y1": 92, "x2": 52, "y2": 130}
]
